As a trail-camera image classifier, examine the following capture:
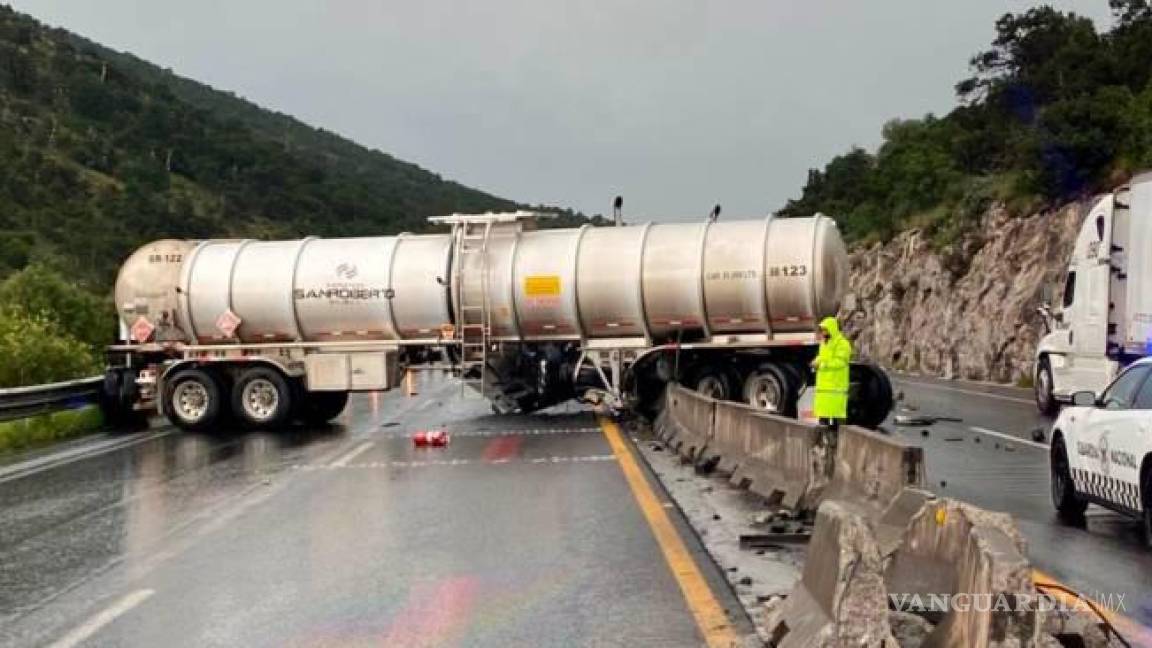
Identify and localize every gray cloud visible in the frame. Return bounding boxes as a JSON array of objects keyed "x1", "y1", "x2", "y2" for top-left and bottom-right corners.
[{"x1": 13, "y1": 1, "x2": 1112, "y2": 221}]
